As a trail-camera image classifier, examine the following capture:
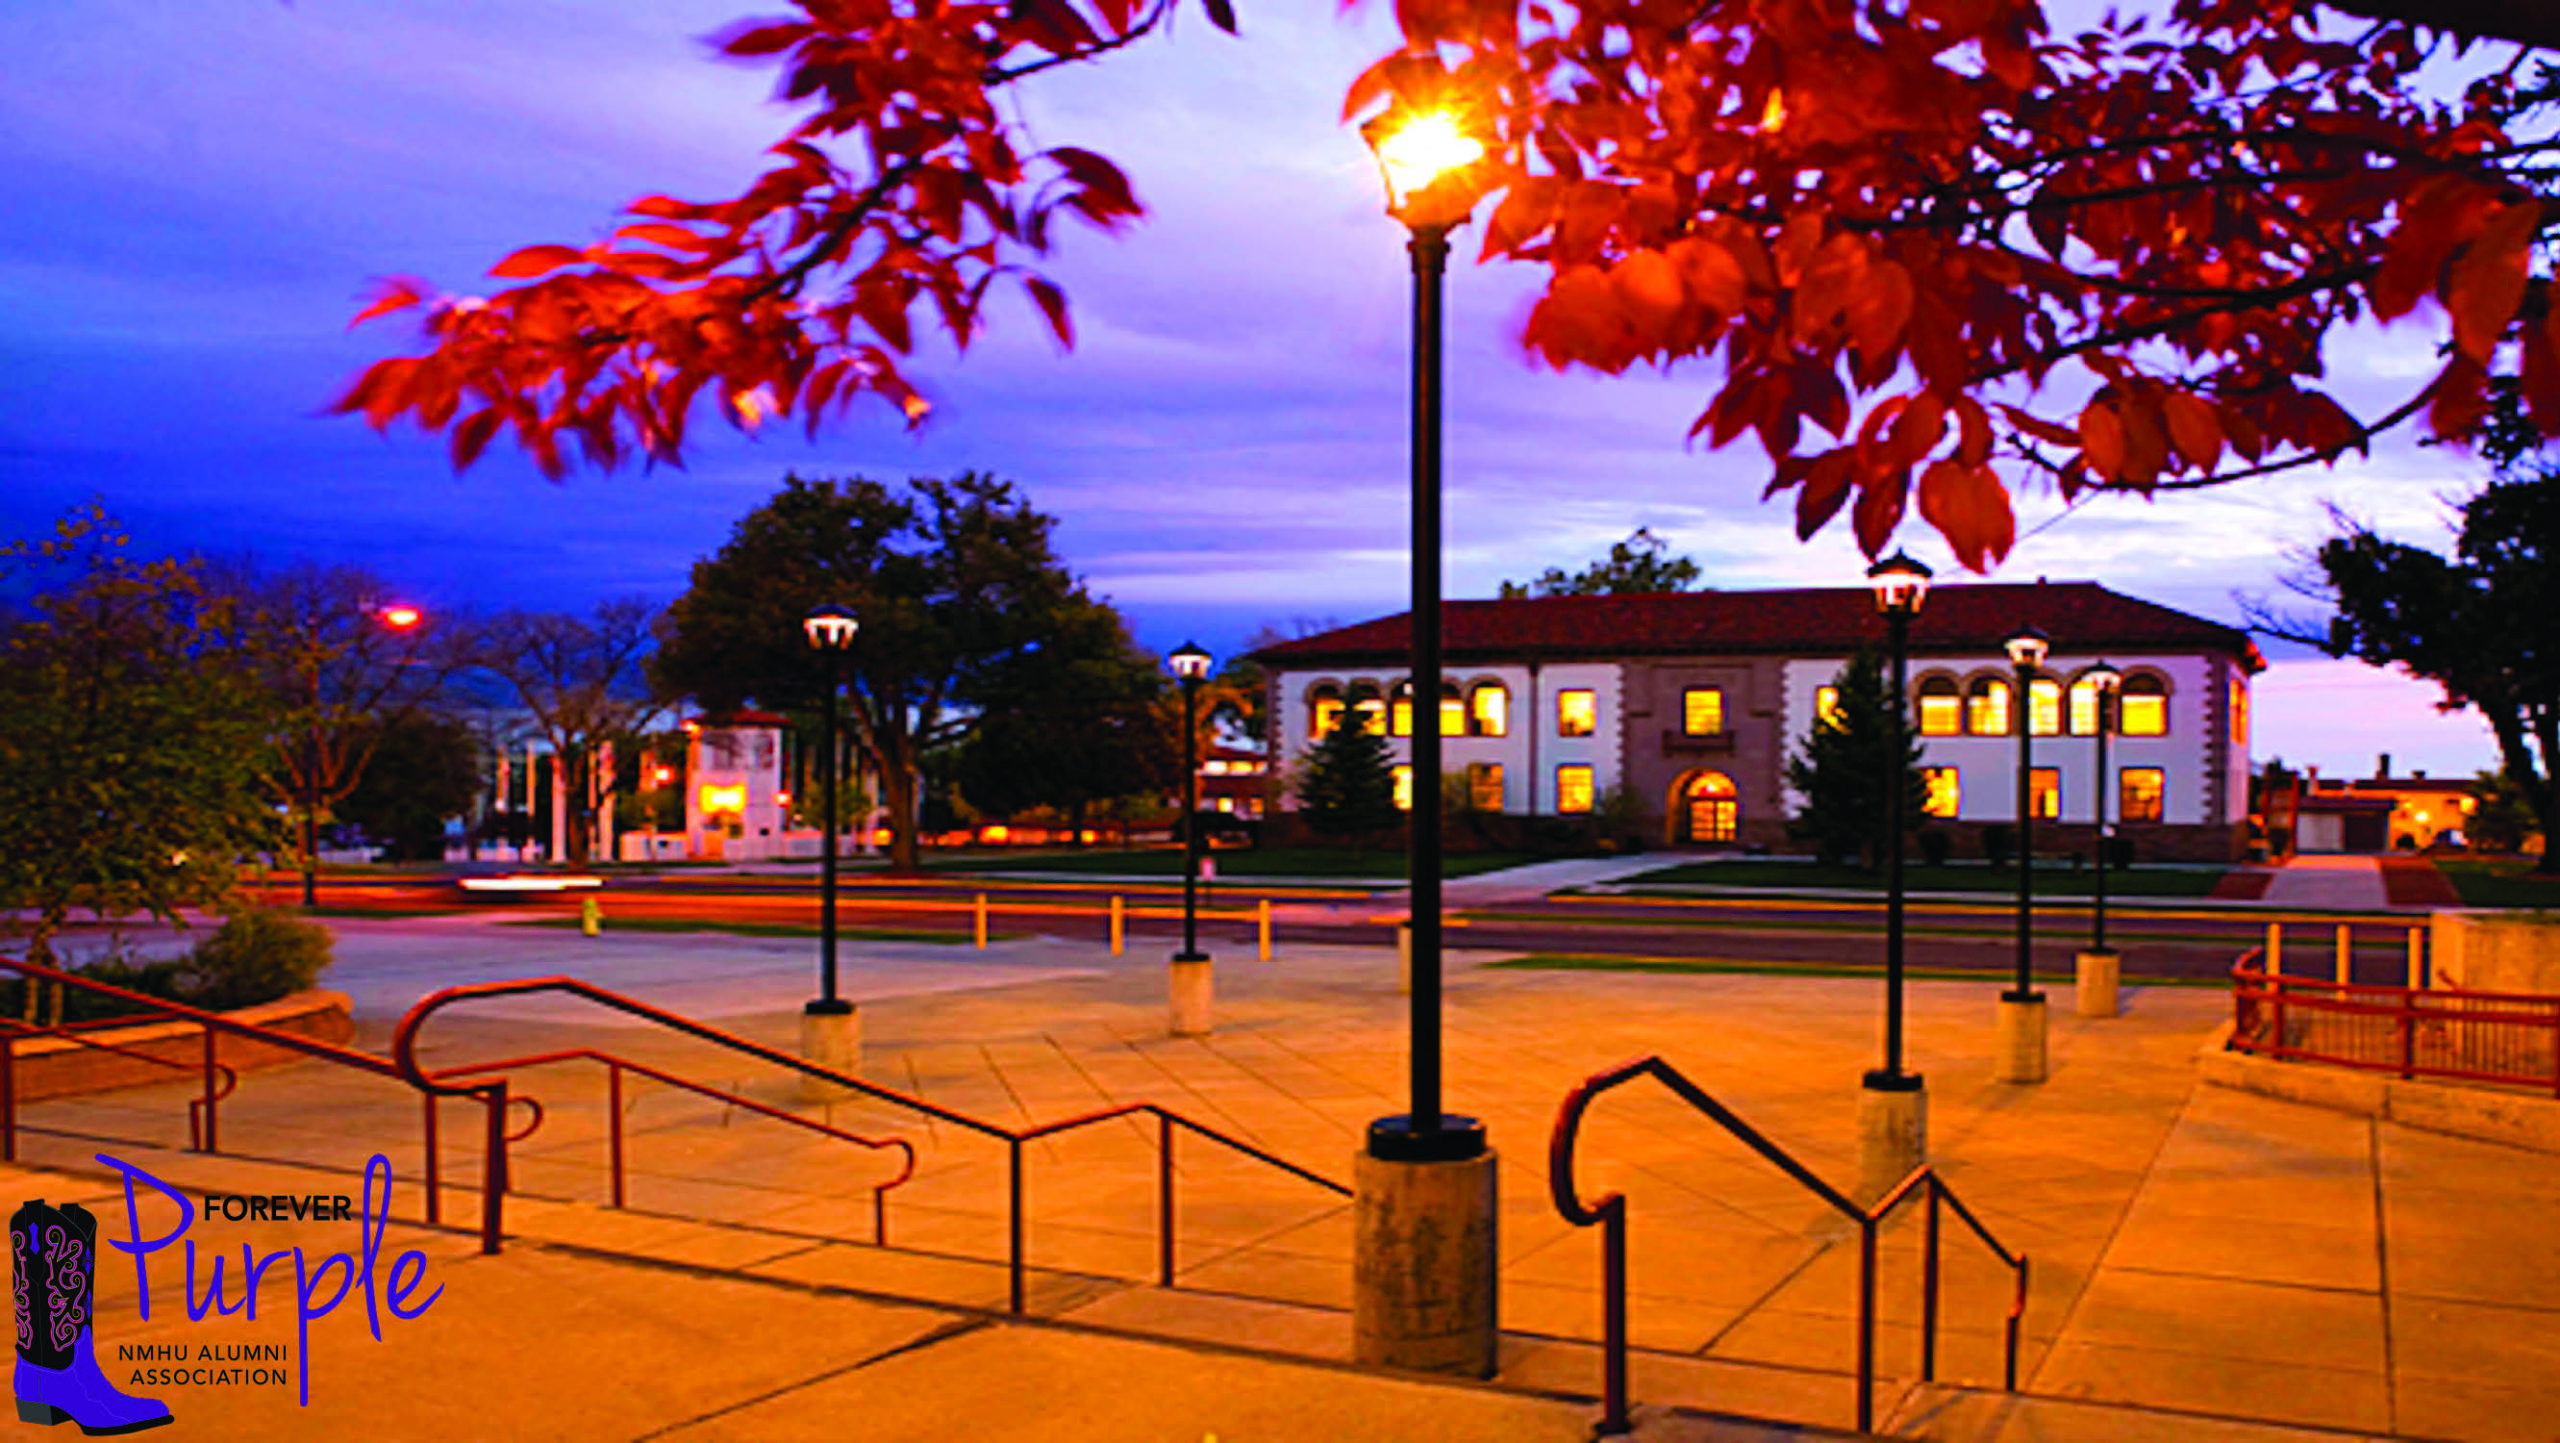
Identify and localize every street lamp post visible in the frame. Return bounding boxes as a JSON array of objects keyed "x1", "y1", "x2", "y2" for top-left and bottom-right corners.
[
  {"x1": 300, "y1": 603, "x2": 427, "y2": 908},
  {"x1": 1166, "y1": 643, "x2": 1216, "y2": 1038},
  {"x1": 1857, "y1": 553, "x2": 1931, "y2": 1199},
  {"x1": 1352, "y1": 103, "x2": 1499, "y2": 1379},
  {"x1": 801, "y1": 603, "x2": 860, "y2": 1093},
  {"x1": 1998, "y1": 625, "x2": 2051, "y2": 1084},
  {"x1": 2077, "y1": 660, "x2": 2124, "y2": 1018}
]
